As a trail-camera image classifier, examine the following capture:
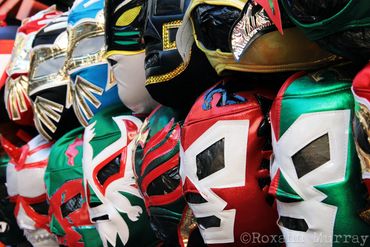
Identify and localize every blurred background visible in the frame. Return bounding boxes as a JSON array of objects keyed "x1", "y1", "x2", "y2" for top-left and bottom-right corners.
[{"x1": 0, "y1": 0, "x2": 73, "y2": 26}]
